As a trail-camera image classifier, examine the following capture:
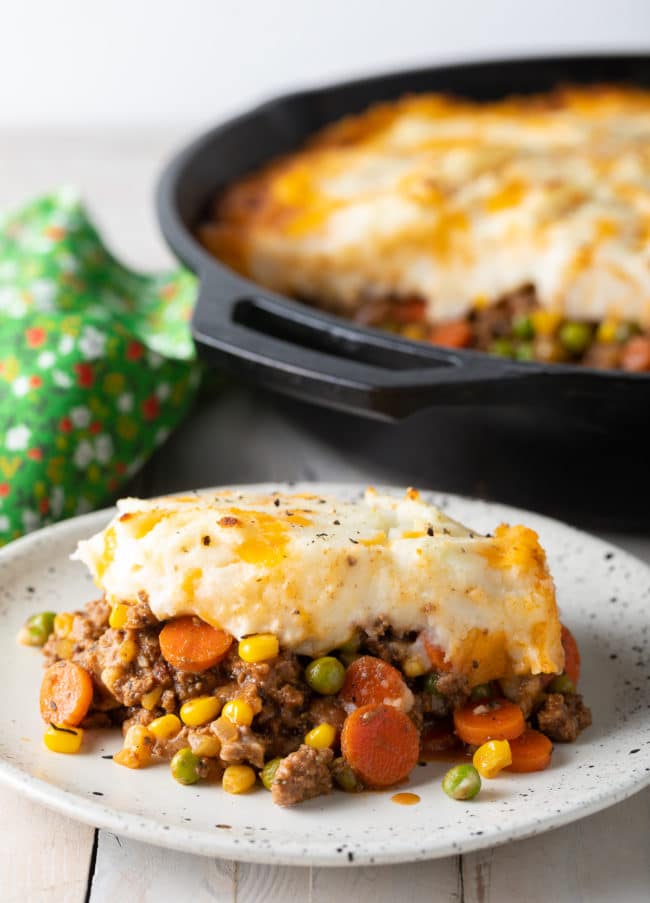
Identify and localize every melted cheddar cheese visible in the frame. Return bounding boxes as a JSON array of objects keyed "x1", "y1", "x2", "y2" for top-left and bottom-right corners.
[{"x1": 73, "y1": 488, "x2": 564, "y2": 681}]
